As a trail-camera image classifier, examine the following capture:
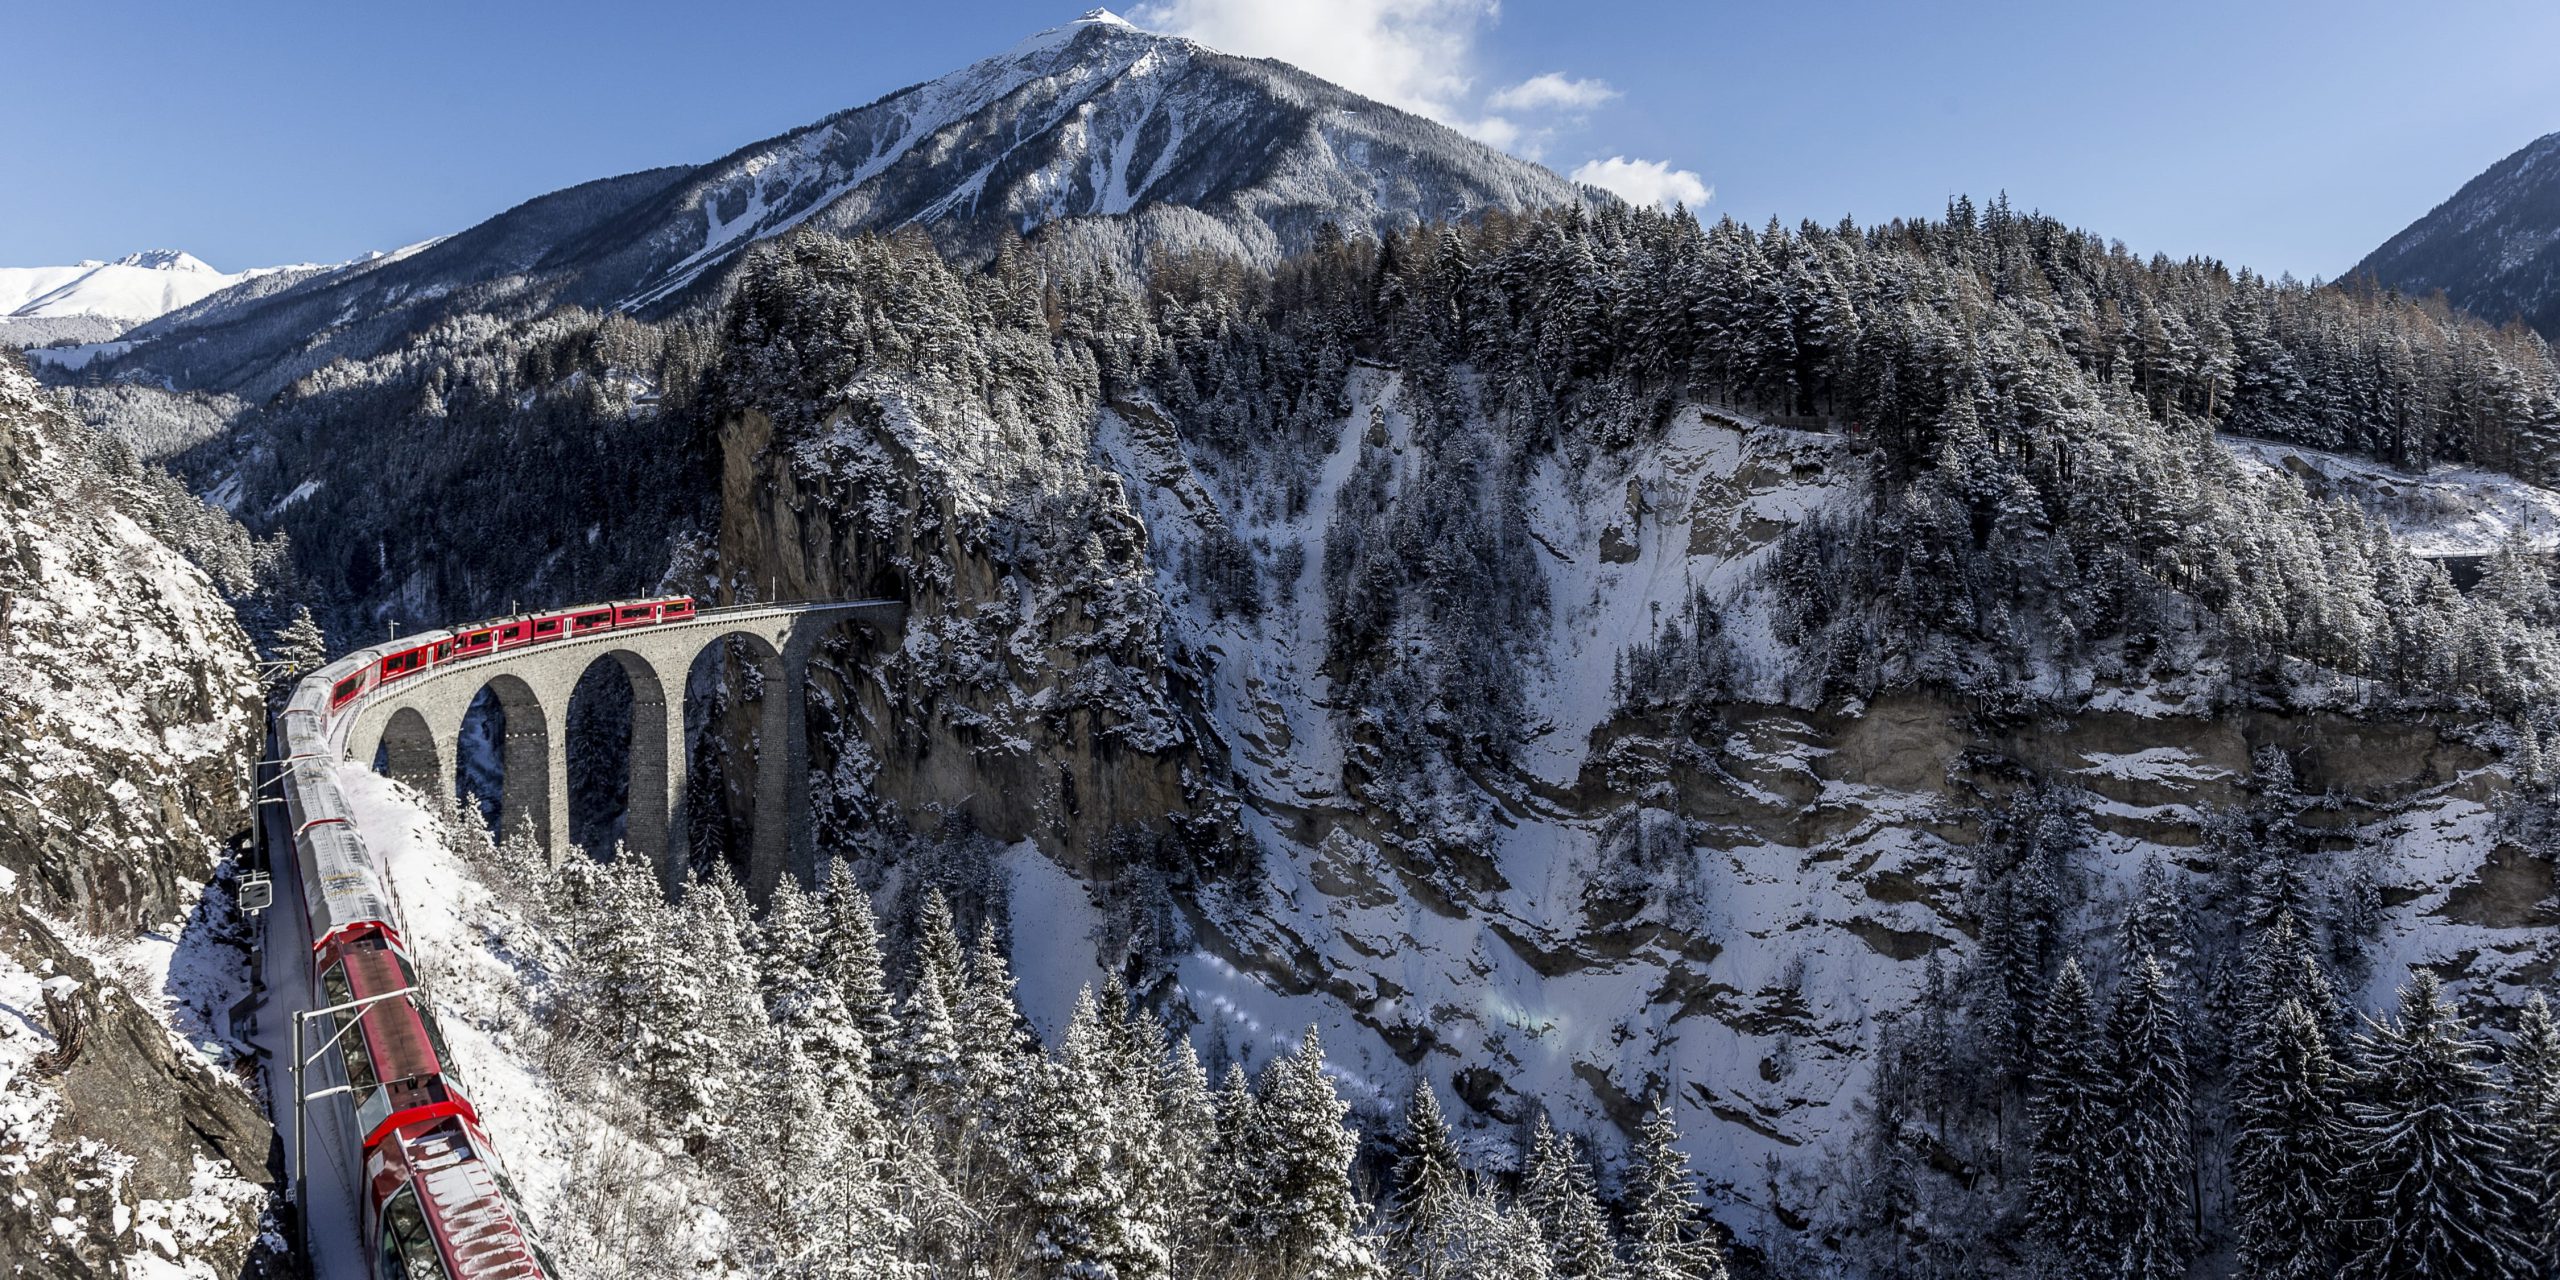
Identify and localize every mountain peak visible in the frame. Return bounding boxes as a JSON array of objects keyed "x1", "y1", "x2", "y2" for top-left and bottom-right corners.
[
  {"x1": 111, "y1": 249, "x2": 217, "y2": 273},
  {"x1": 2351, "y1": 129, "x2": 2560, "y2": 339}
]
